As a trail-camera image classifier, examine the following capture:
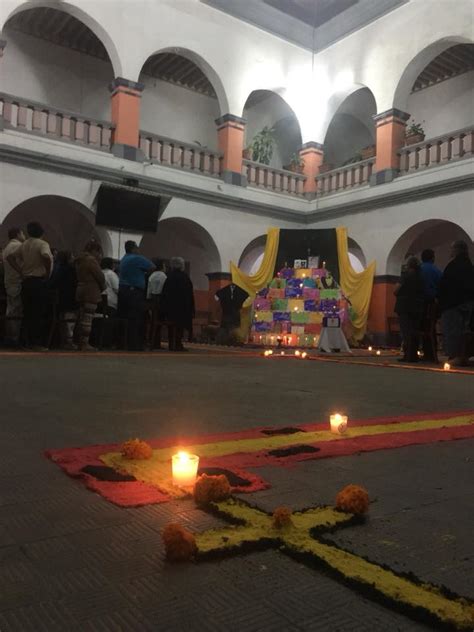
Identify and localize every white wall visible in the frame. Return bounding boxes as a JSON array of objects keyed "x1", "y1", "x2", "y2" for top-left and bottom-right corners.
[
  {"x1": 407, "y1": 71, "x2": 474, "y2": 138},
  {"x1": 140, "y1": 75, "x2": 220, "y2": 149}
]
